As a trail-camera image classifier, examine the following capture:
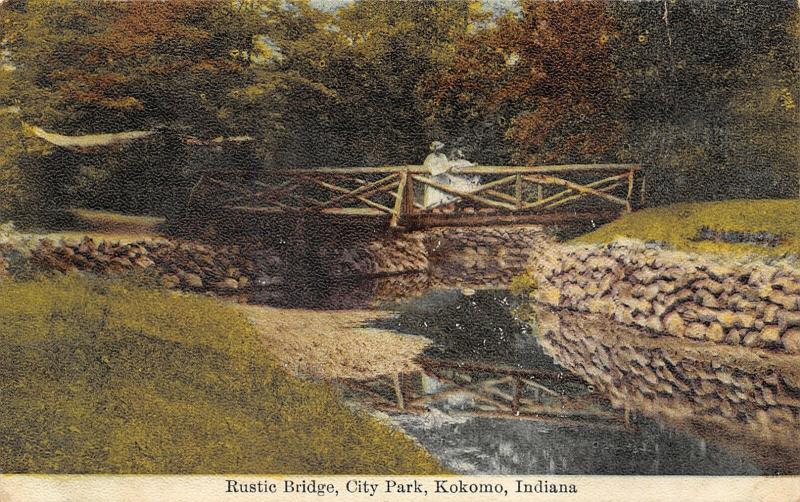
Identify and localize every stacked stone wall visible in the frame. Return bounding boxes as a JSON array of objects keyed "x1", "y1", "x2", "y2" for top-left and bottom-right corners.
[
  {"x1": 0, "y1": 225, "x2": 554, "y2": 295},
  {"x1": 534, "y1": 308, "x2": 800, "y2": 466},
  {"x1": 530, "y1": 241, "x2": 800, "y2": 354}
]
